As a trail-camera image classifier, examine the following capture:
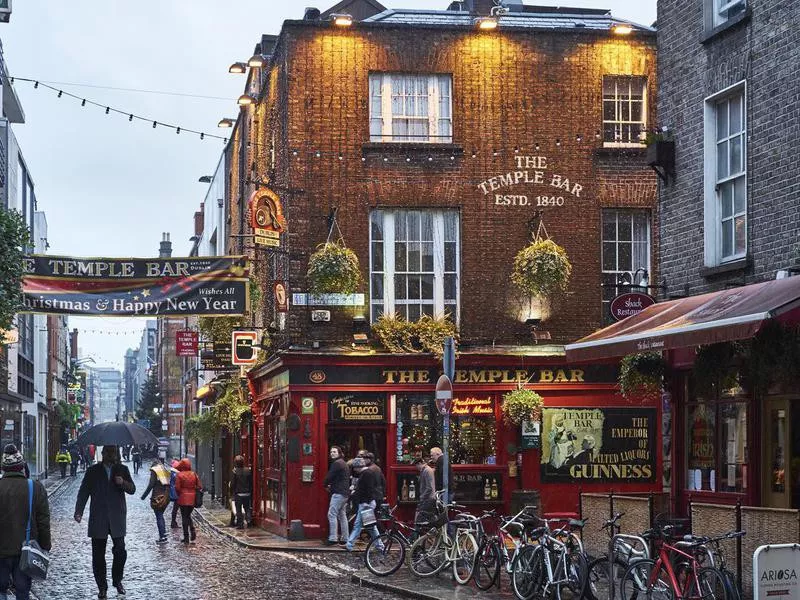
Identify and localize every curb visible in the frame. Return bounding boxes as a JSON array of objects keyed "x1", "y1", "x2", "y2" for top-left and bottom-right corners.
[
  {"x1": 44, "y1": 476, "x2": 73, "y2": 499},
  {"x1": 192, "y1": 507, "x2": 355, "y2": 553},
  {"x1": 350, "y1": 573, "x2": 440, "y2": 600}
]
